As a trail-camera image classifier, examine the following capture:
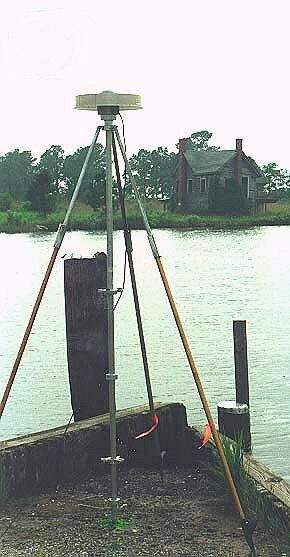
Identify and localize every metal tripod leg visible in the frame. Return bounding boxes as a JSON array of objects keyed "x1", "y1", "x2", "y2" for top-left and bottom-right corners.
[{"x1": 112, "y1": 136, "x2": 163, "y2": 476}]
